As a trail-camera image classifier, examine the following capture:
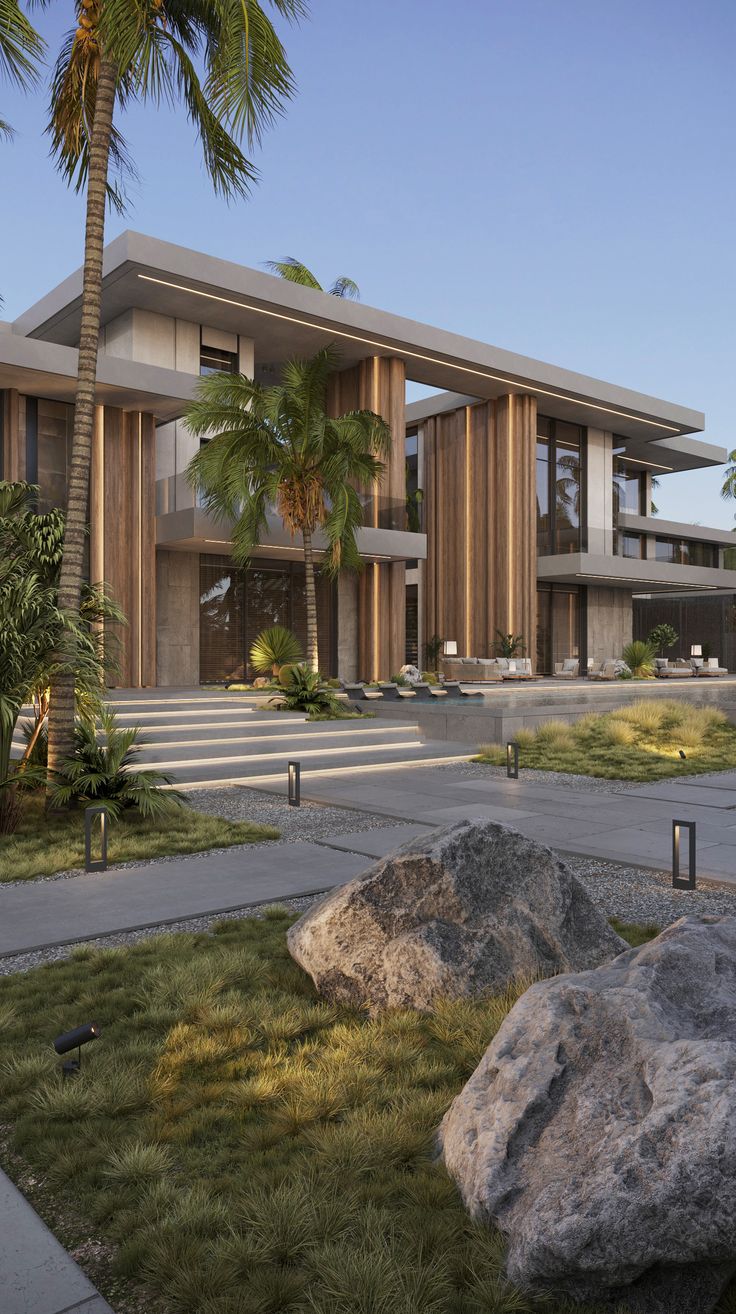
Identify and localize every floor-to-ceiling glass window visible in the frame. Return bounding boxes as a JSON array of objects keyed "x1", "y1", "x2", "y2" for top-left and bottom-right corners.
[
  {"x1": 536, "y1": 583, "x2": 581, "y2": 673},
  {"x1": 536, "y1": 416, "x2": 585, "y2": 555},
  {"x1": 199, "y1": 555, "x2": 335, "y2": 683}
]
